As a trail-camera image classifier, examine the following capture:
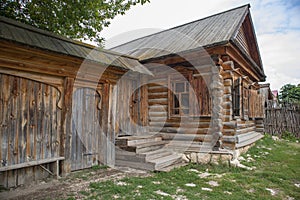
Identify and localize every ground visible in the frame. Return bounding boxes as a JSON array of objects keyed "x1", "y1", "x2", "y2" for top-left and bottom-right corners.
[
  {"x1": 0, "y1": 167, "x2": 150, "y2": 200},
  {"x1": 0, "y1": 135, "x2": 299, "y2": 200}
]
